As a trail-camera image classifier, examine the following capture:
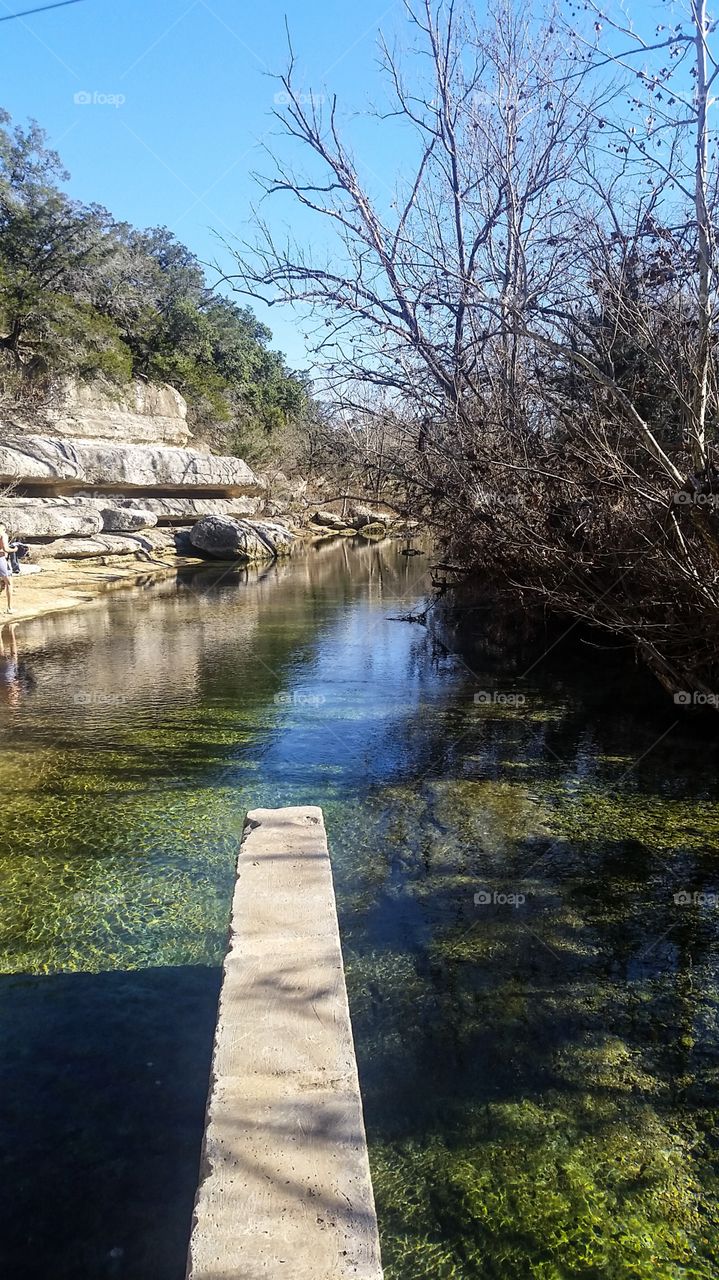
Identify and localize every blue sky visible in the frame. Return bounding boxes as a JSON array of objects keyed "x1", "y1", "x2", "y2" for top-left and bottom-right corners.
[{"x1": 0, "y1": 0, "x2": 411, "y2": 369}]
